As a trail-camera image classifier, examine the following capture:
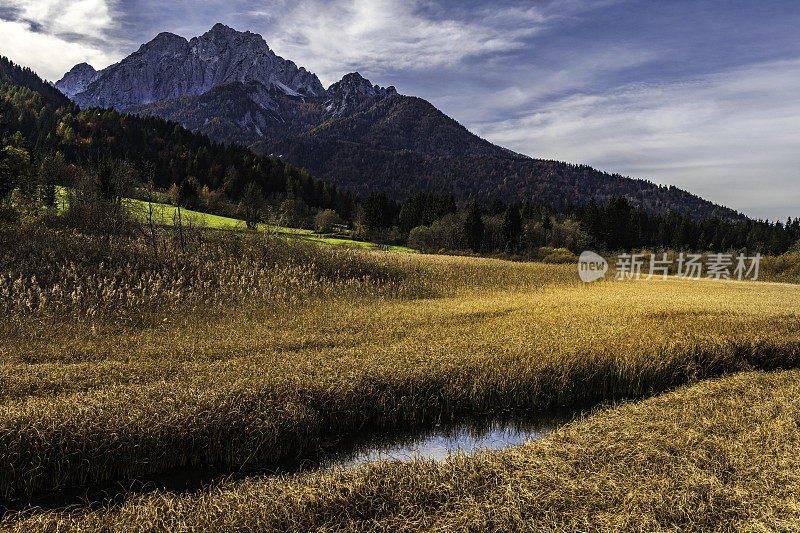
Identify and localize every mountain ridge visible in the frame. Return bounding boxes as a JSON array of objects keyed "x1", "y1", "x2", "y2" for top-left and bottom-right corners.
[
  {"x1": 56, "y1": 24, "x2": 743, "y2": 220},
  {"x1": 56, "y1": 23, "x2": 325, "y2": 110}
]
